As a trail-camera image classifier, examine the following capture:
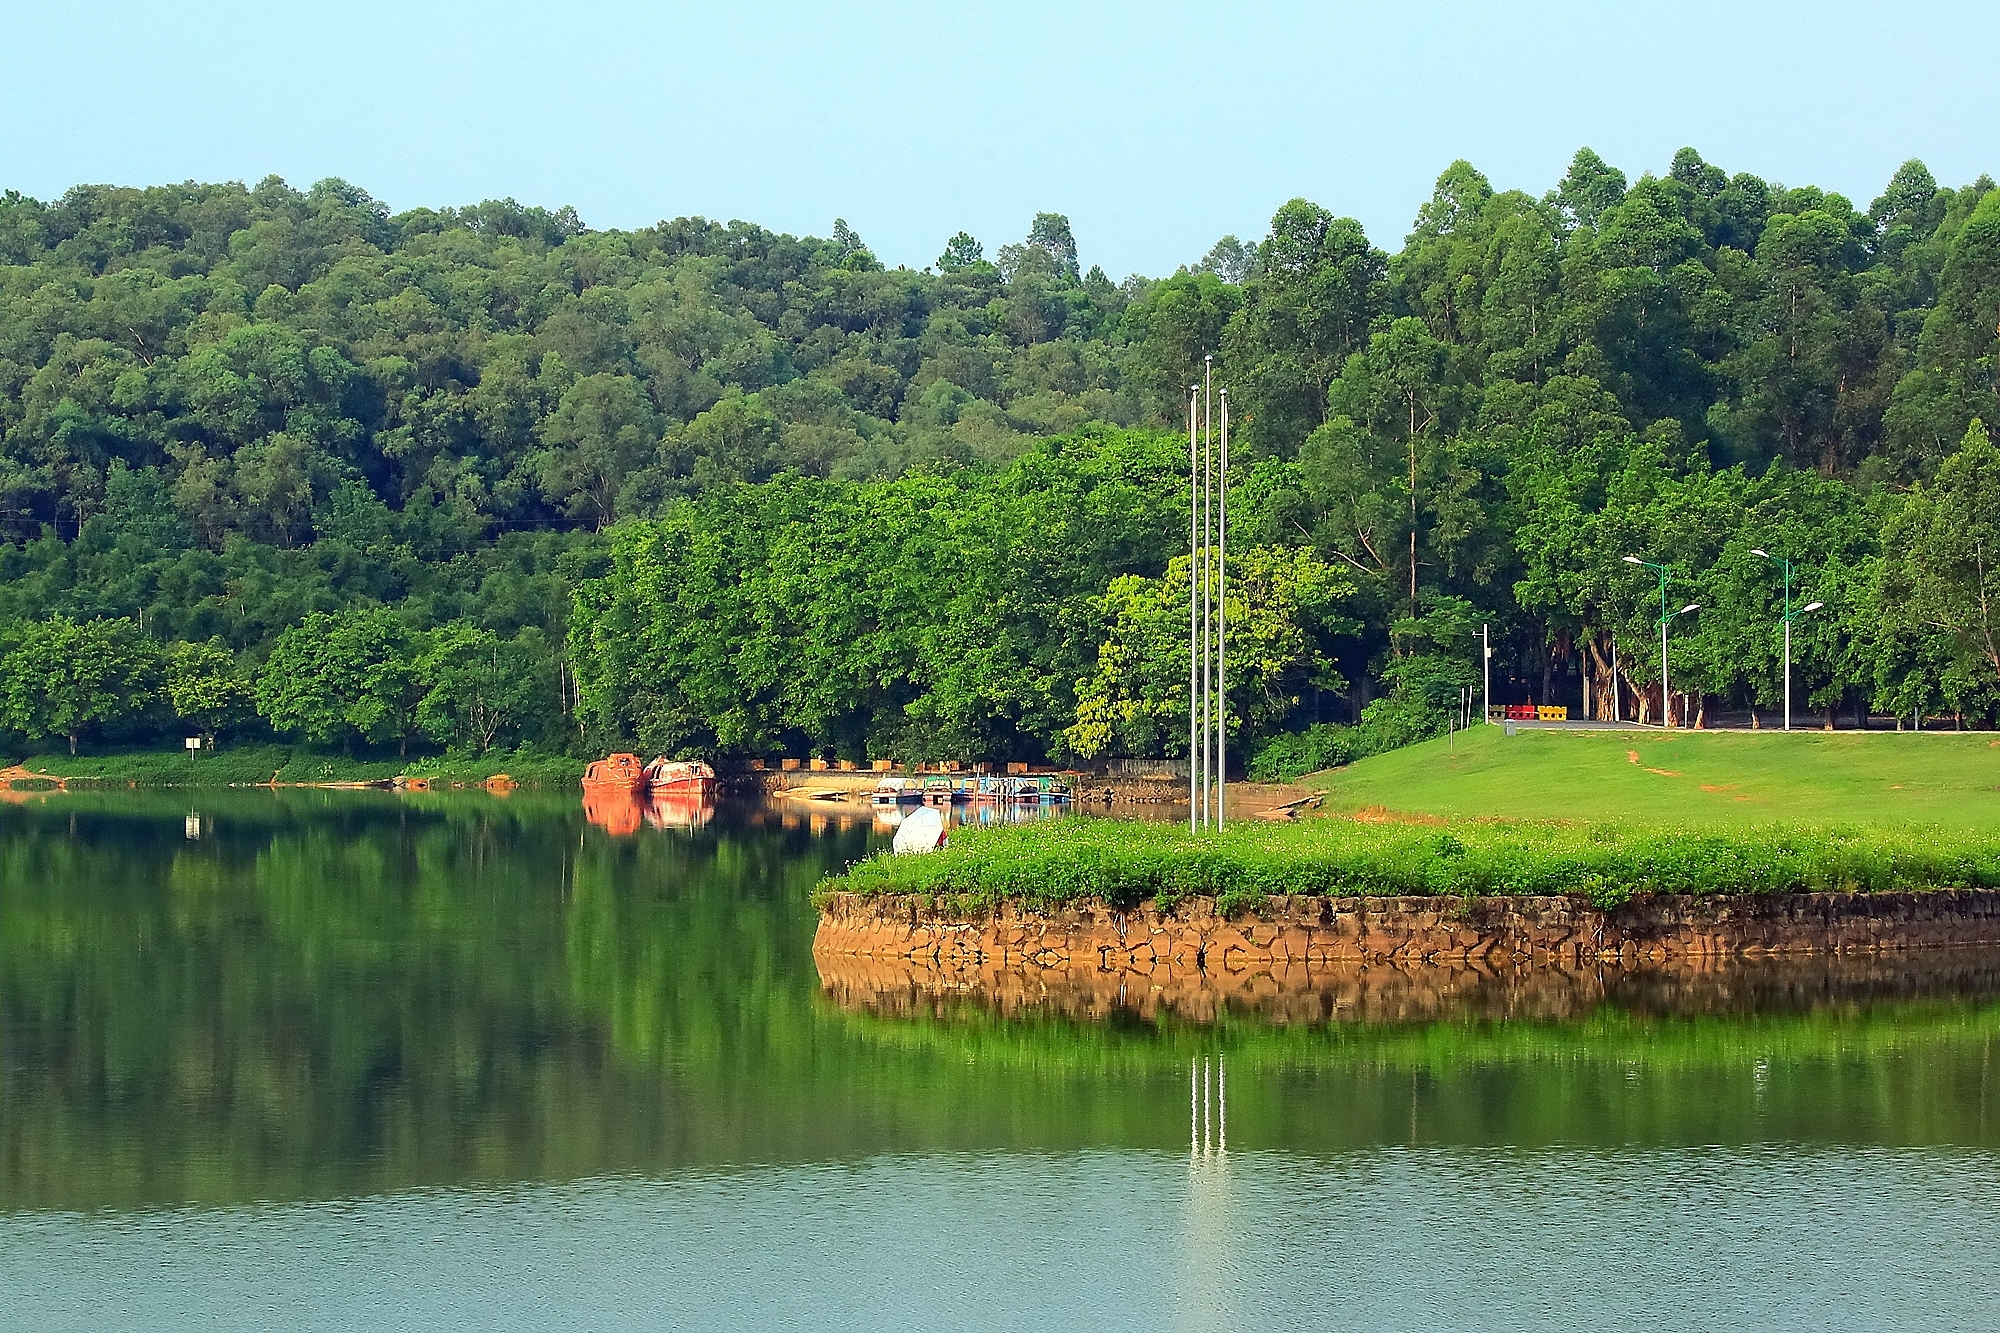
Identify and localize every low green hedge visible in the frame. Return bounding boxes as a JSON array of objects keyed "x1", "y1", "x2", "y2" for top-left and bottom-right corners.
[{"x1": 815, "y1": 816, "x2": 2000, "y2": 914}]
